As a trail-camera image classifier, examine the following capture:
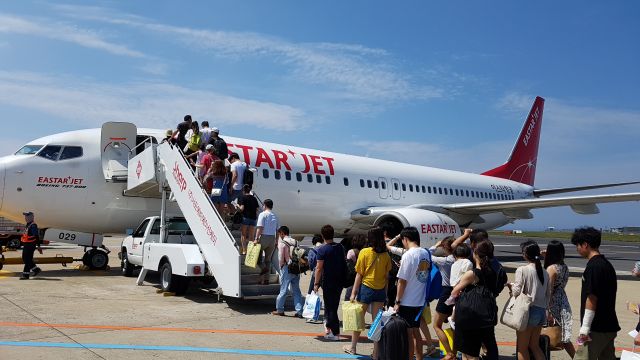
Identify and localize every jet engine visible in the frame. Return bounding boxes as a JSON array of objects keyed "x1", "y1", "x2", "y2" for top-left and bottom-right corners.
[{"x1": 370, "y1": 208, "x2": 461, "y2": 248}]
